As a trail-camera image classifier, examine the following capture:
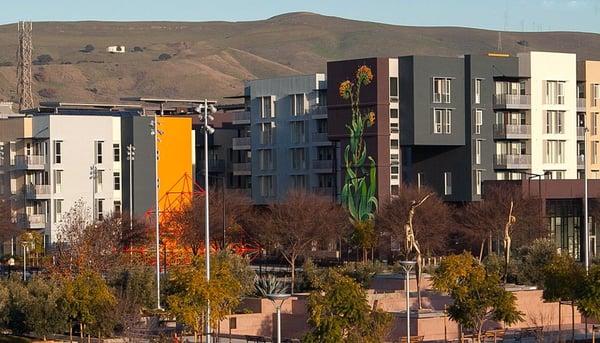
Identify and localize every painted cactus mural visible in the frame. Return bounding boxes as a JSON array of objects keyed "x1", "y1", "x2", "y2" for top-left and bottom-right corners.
[{"x1": 339, "y1": 65, "x2": 378, "y2": 224}]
